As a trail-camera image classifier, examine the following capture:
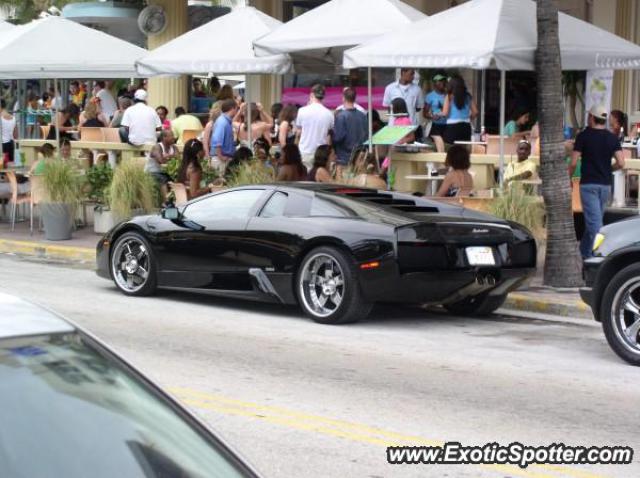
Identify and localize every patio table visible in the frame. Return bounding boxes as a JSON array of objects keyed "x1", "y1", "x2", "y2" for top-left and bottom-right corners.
[{"x1": 404, "y1": 174, "x2": 445, "y2": 196}]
